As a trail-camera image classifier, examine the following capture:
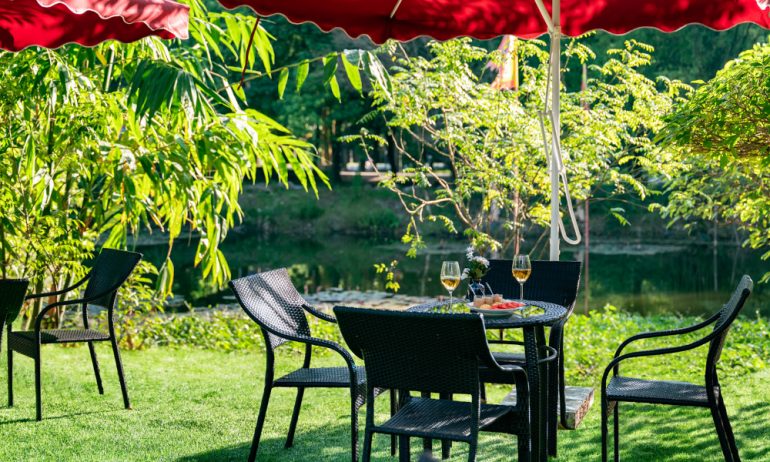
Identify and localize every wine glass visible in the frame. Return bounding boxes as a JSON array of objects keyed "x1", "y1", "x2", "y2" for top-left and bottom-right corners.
[
  {"x1": 440, "y1": 261, "x2": 461, "y2": 309},
  {"x1": 511, "y1": 254, "x2": 531, "y2": 301}
]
